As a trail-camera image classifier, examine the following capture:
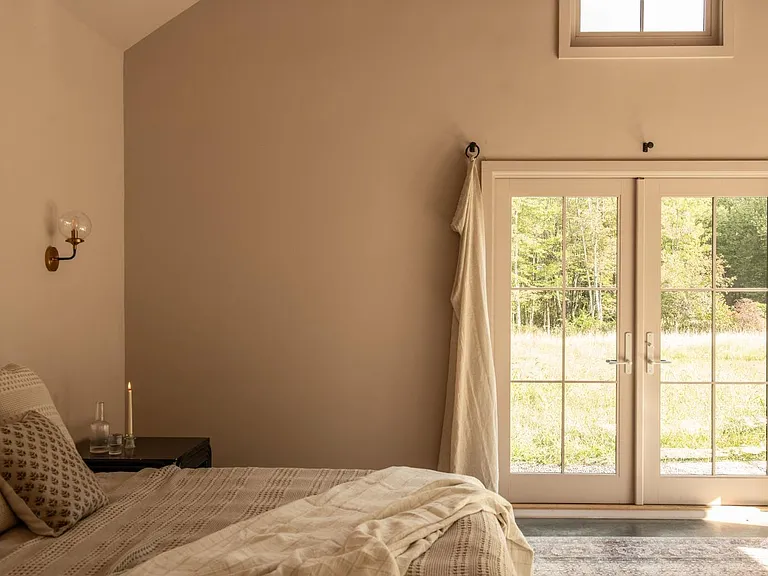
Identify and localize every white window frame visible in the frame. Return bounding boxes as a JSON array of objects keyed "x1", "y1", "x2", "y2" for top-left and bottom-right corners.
[{"x1": 559, "y1": 0, "x2": 734, "y2": 60}]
